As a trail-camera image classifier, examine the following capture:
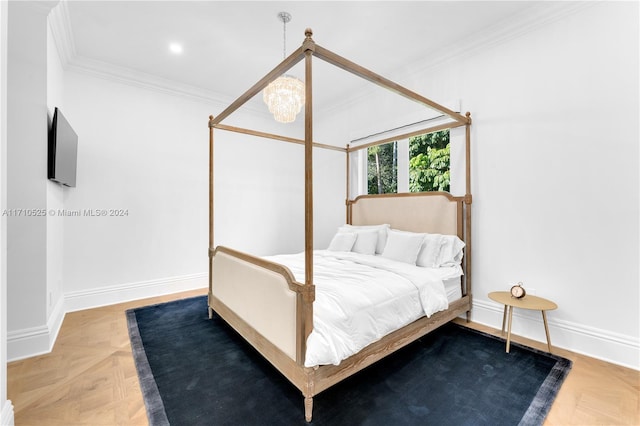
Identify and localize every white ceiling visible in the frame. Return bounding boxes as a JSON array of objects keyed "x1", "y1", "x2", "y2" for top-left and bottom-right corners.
[{"x1": 52, "y1": 1, "x2": 572, "y2": 115}]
